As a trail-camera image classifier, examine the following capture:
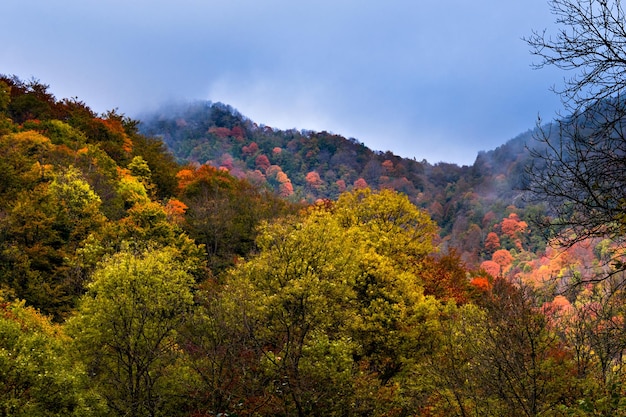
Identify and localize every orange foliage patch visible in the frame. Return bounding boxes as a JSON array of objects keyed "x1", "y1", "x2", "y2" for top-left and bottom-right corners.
[
  {"x1": 99, "y1": 117, "x2": 133, "y2": 153},
  {"x1": 276, "y1": 171, "x2": 290, "y2": 184},
  {"x1": 255, "y1": 154, "x2": 271, "y2": 172},
  {"x1": 230, "y1": 126, "x2": 245, "y2": 139},
  {"x1": 421, "y1": 253, "x2": 471, "y2": 304},
  {"x1": 470, "y1": 276, "x2": 492, "y2": 292},
  {"x1": 242, "y1": 142, "x2": 259, "y2": 157},
  {"x1": 305, "y1": 171, "x2": 323, "y2": 189},
  {"x1": 501, "y1": 213, "x2": 528, "y2": 237},
  {"x1": 484, "y1": 232, "x2": 500, "y2": 251},
  {"x1": 279, "y1": 181, "x2": 294, "y2": 197},
  {"x1": 164, "y1": 198, "x2": 188, "y2": 224},
  {"x1": 208, "y1": 126, "x2": 232, "y2": 138},
  {"x1": 176, "y1": 168, "x2": 196, "y2": 191},
  {"x1": 122, "y1": 136, "x2": 133, "y2": 154},
  {"x1": 266, "y1": 165, "x2": 282, "y2": 178},
  {"x1": 480, "y1": 260, "x2": 501, "y2": 278},
  {"x1": 492, "y1": 249, "x2": 513, "y2": 270}
]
